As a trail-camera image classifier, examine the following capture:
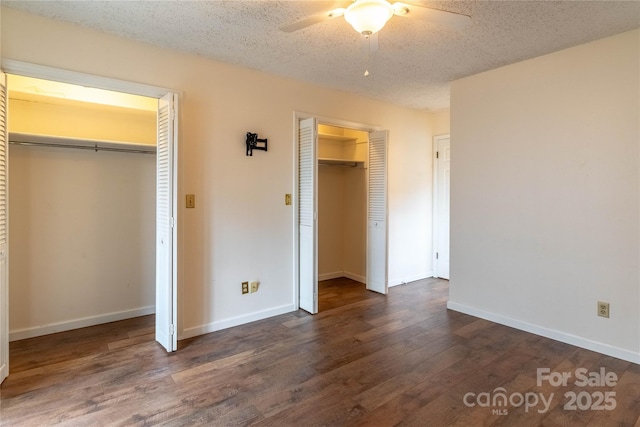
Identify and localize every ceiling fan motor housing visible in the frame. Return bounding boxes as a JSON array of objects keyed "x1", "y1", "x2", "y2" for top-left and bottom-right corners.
[{"x1": 344, "y1": 0, "x2": 394, "y2": 35}]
